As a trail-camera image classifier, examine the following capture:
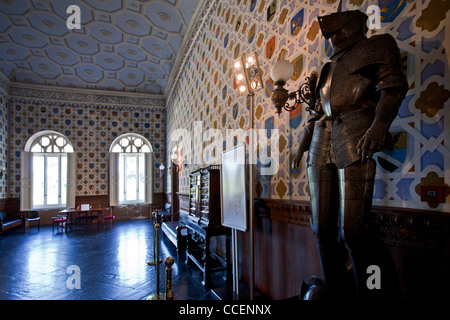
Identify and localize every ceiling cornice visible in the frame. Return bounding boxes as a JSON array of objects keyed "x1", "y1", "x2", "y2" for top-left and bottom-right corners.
[
  {"x1": 164, "y1": 0, "x2": 218, "y2": 104},
  {"x1": 9, "y1": 81, "x2": 165, "y2": 108}
]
